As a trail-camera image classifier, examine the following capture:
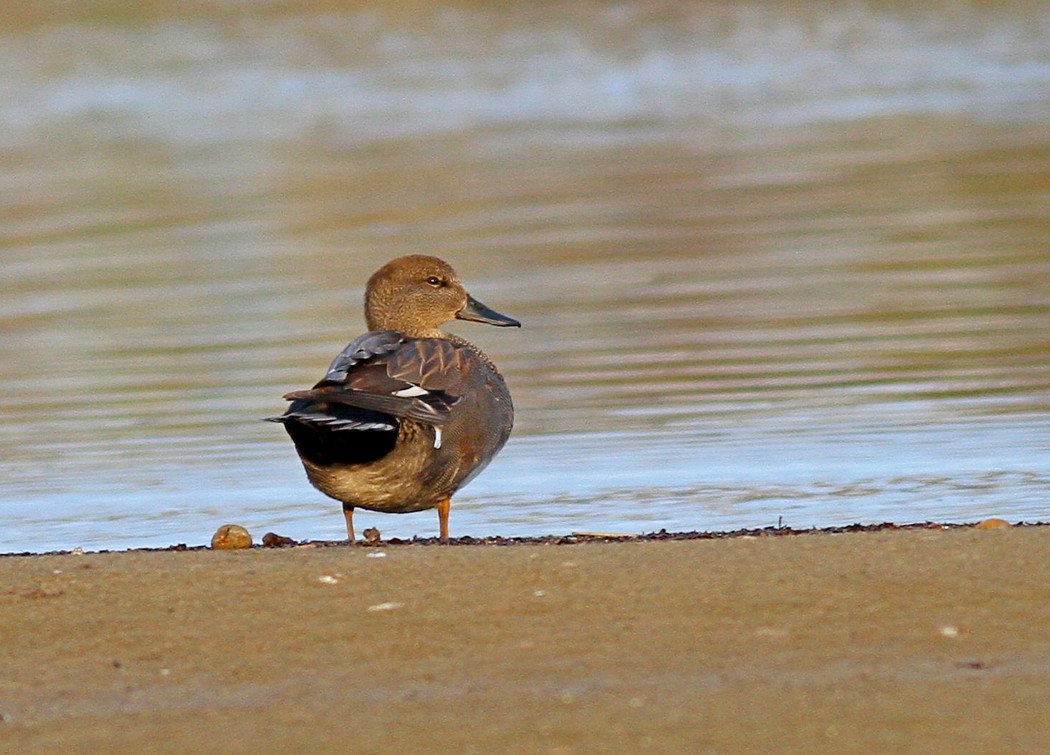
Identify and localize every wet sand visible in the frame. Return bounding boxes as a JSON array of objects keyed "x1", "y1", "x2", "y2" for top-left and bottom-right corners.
[{"x1": 2, "y1": 525, "x2": 1048, "y2": 753}]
